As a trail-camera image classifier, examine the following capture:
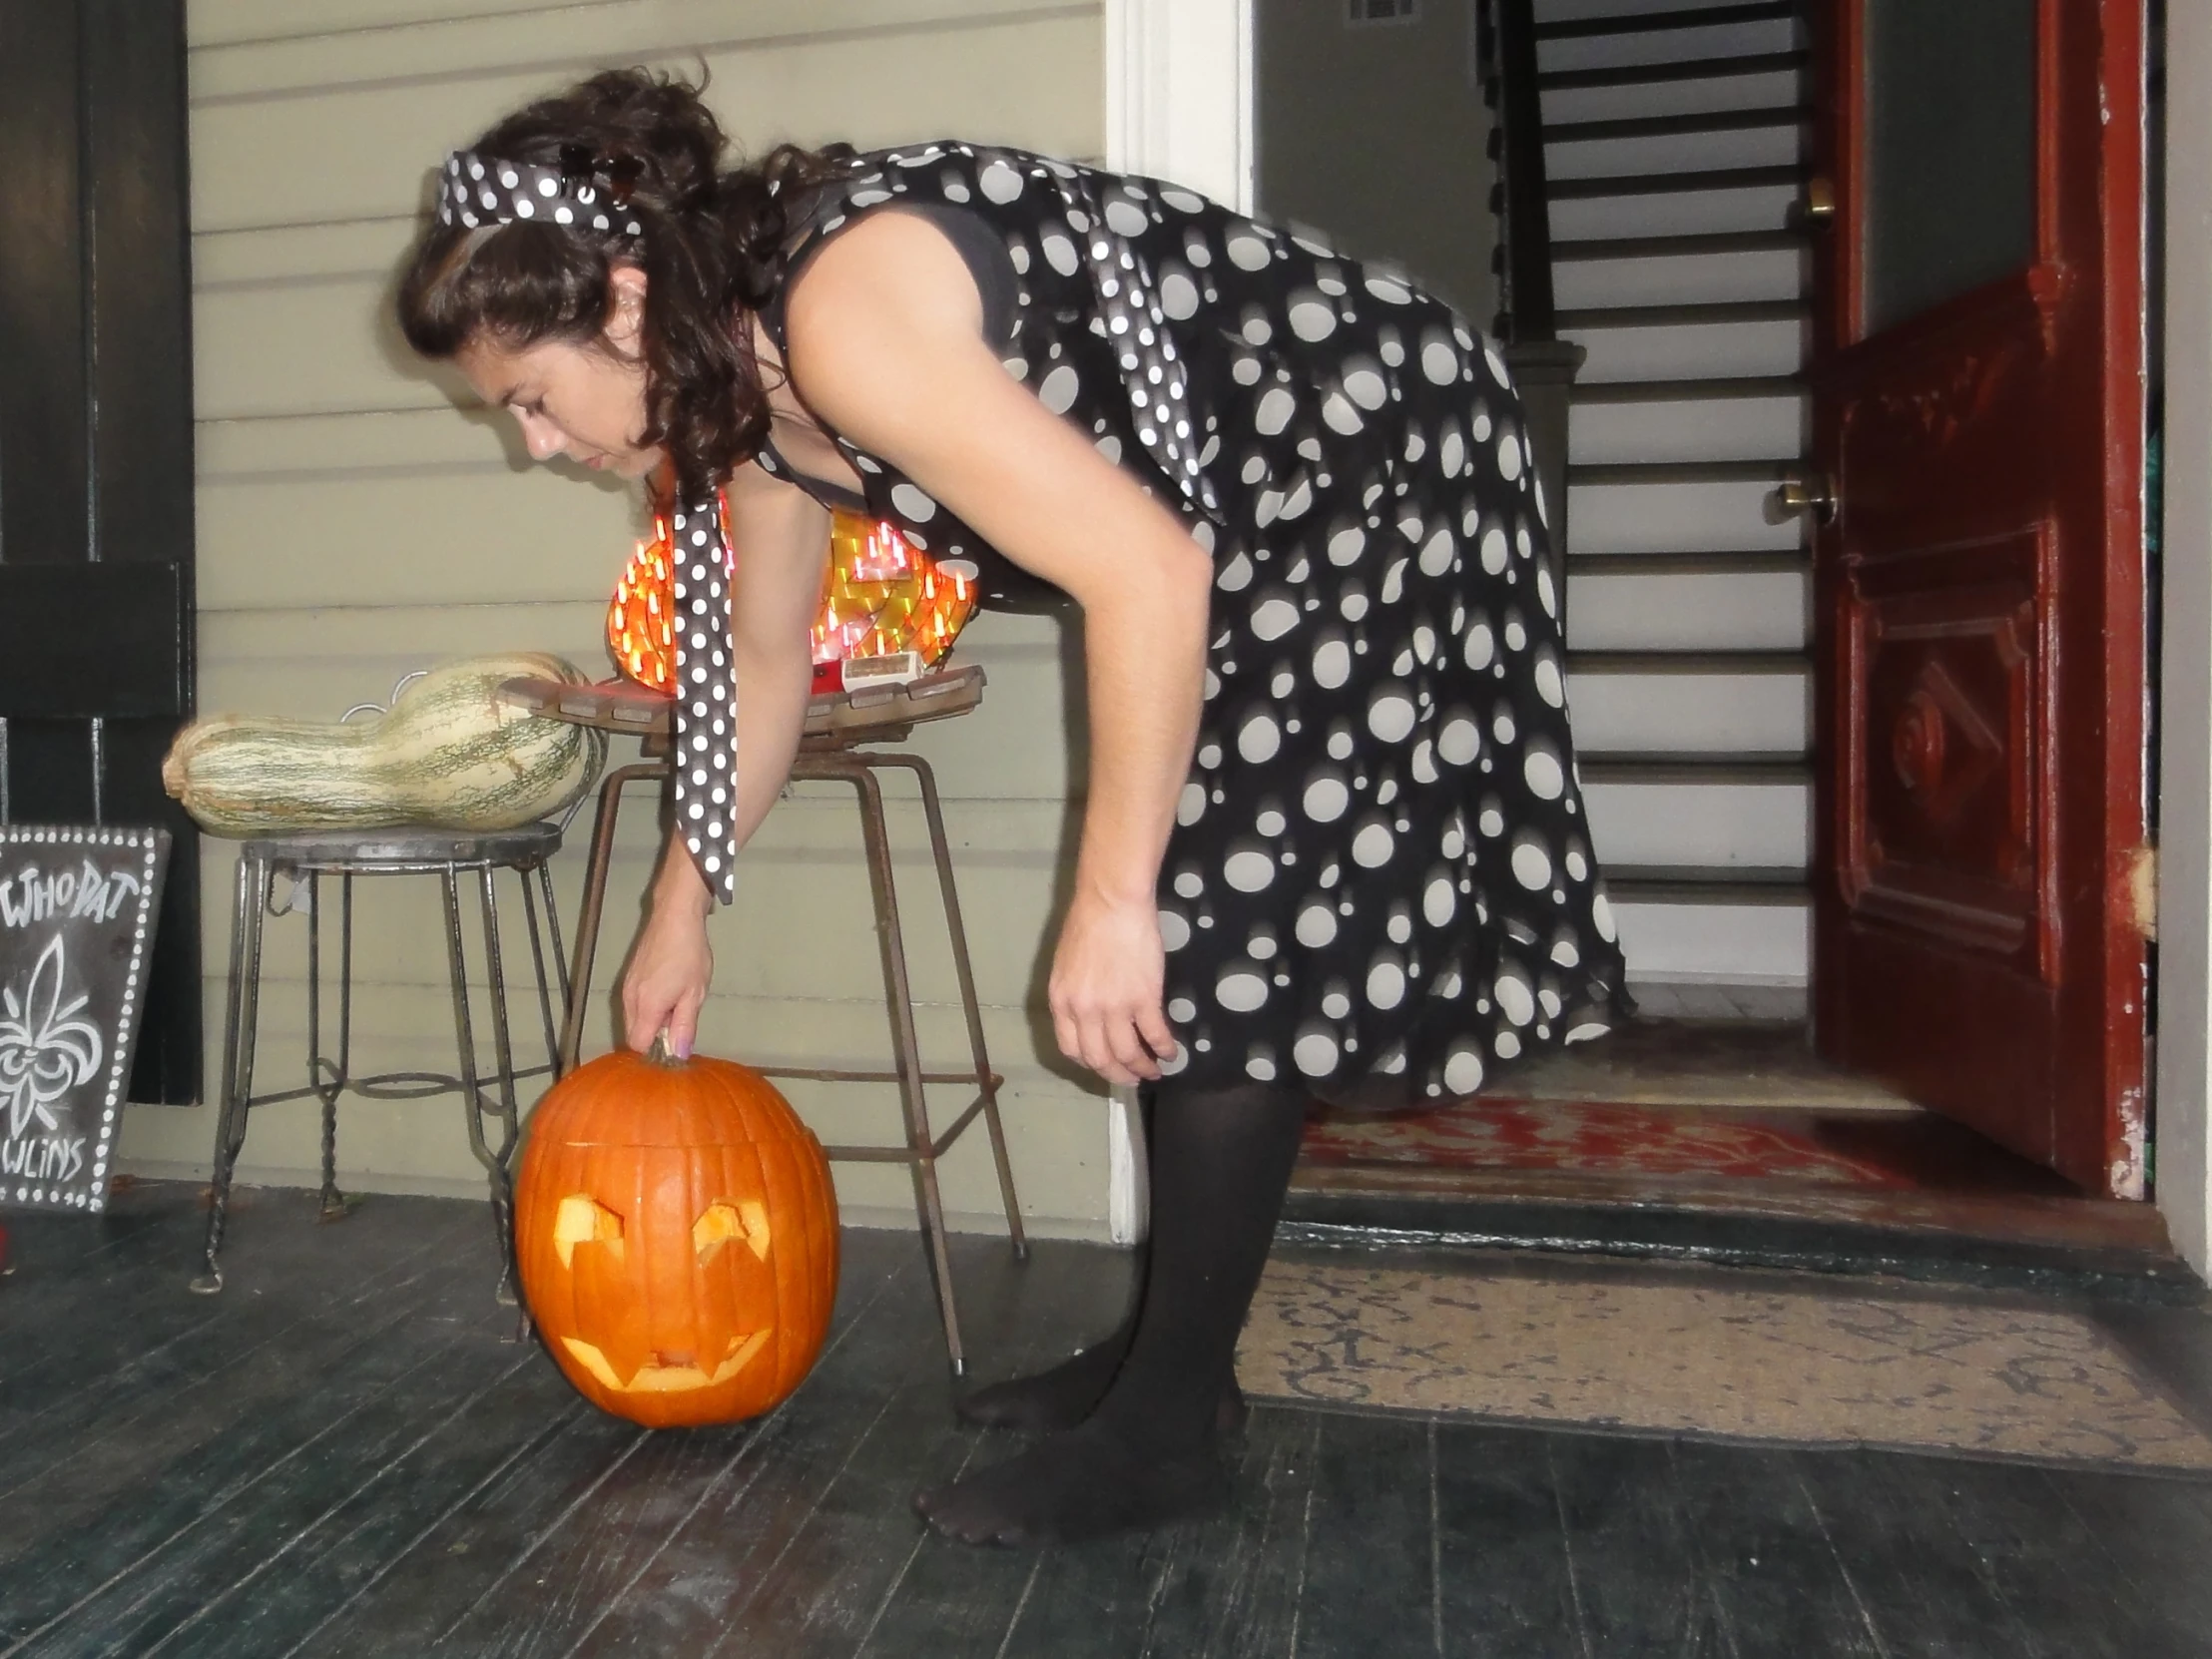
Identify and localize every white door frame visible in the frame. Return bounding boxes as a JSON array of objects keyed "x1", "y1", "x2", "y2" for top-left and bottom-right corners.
[
  {"x1": 1105, "y1": 0, "x2": 1256, "y2": 213},
  {"x1": 1100, "y1": 0, "x2": 1254, "y2": 1245},
  {"x1": 2156, "y1": 6, "x2": 2212, "y2": 1276},
  {"x1": 1101, "y1": 0, "x2": 2212, "y2": 1280}
]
